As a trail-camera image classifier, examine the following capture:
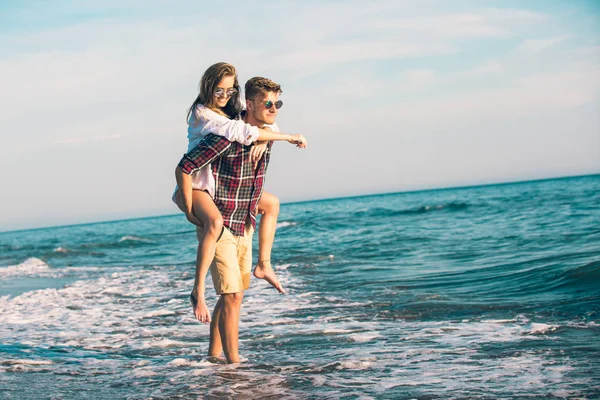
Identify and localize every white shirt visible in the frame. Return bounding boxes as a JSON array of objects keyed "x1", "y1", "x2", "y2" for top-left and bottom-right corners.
[{"x1": 175, "y1": 104, "x2": 279, "y2": 199}]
